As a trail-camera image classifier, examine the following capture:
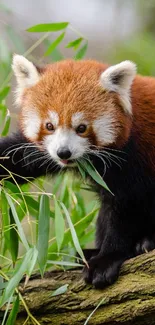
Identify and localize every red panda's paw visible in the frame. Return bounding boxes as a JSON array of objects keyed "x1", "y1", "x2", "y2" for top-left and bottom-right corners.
[
  {"x1": 83, "y1": 253, "x2": 126, "y2": 289},
  {"x1": 135, "y1": 237, "x2": 155, "y2": 256}
]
